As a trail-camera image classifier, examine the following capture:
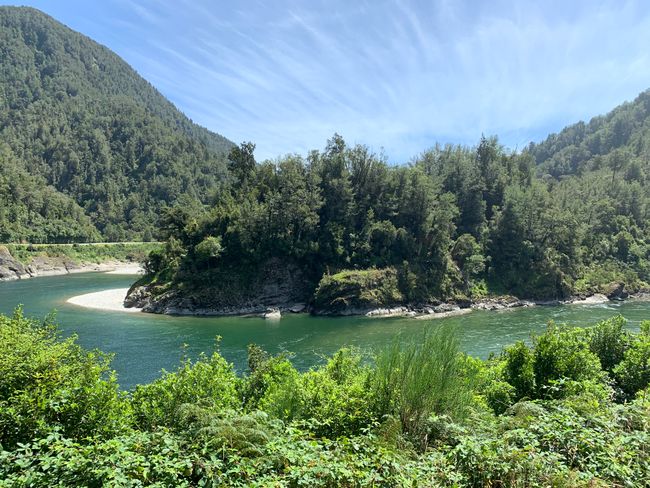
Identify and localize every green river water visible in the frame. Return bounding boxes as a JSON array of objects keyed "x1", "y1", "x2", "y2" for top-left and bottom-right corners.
[{"x1": 1, "y1": 272, "x2": 649, "y2": 390}]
